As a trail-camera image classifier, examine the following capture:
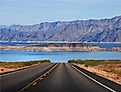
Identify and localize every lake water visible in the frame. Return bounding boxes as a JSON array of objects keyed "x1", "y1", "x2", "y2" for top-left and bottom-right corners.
[
  {"x1": 90, "y1": 43, "x2": 121, "y2": 48},
  {"x1": 0, "y1": 50, "x2": 121, "y2": 62}
]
